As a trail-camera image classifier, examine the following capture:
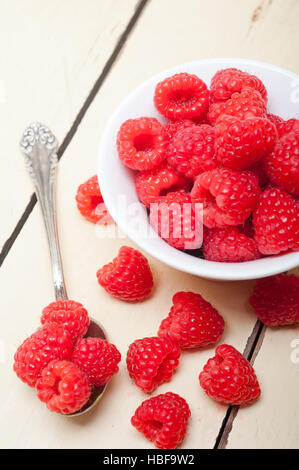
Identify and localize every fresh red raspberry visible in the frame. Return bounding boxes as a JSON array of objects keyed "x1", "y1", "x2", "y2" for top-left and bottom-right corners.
[
  {"x1": 215, "y1": 116, "x2": 277, "y2": 170},
  {"x1": 158, "y1": 291, "x2": 224, "y2": 349},
  {"x1": 250, "y1": 274, "x2": 299, "y2": 326},
  {"x1": 154, "y1": 73, "x2": 209, "y2": 121},
  {"x1": 36, "y1": 360, "x2": 91, "y2": 414},
  {"x1": 96, "y1": 246, "x2": 153, "y2": 301},
  {"x1": 264, "y1": 128, "x2": 299, "y2": 196},
  {"x1": 149, "y1": 192, "x2": 203, "y2": 250},
  {"x1": 199, "y1": 344, "x2": 261, "y2": 405},
  {"x1": 131, "y1": 392, "x2": 190, "y2": 449},
  {"x1": 191, "y1": 168, "x2": 260, "y2": 228},
  {"x1": 13, "y1": 324, "x2": 73, "y2": 387},
  {"x1": 72, "y1": 337, "x2": 121, "y2": 386},
  {"x1": 267, "y1": 113, "x2": 285, "y2": 134},
  {"x1": 167, "y1": 125, "x2": 216, "y2": 179},
  {"x1": 117, "y1": 117, "x2": 166, "y2": 171},
  {"x1": 208, "y1": 87, "x2": 266, "y2": 125},
  {"x1": 163, "y1": 120, "x2": 197, "y2": 159},
  {"x1": 162, "y1": 119, "x2": 195, "y2": 144},
  {"x1": 41, "y1": 300, "x2": 90, "y2": 342},
  {"x1": 126, "y1": 336, "x2": 180, "y2": 393},
  {"x1": 76, "y1": 175, "x2": 113, "y2": 225},
  {"x1": 135, "y1": 162, "x2": 190, "y2": 208},
  {"x1": 210, "y1": 68, "x2": 267, "y2": 103},
  {"x1": 276, "y1": 118, "x2": 299, "y2": 138},
  {"x1": 203, "y1": 227, "x2": 261, "y2": 262},
  {"x1": 253, "y1": 187, "x2": 299, "y2": 255}
]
